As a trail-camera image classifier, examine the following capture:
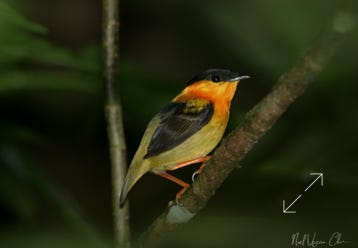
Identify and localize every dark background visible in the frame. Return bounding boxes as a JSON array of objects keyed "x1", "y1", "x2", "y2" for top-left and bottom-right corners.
[{"x1": 0, "y1": 0, "x2": 357, "y2": 247}]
